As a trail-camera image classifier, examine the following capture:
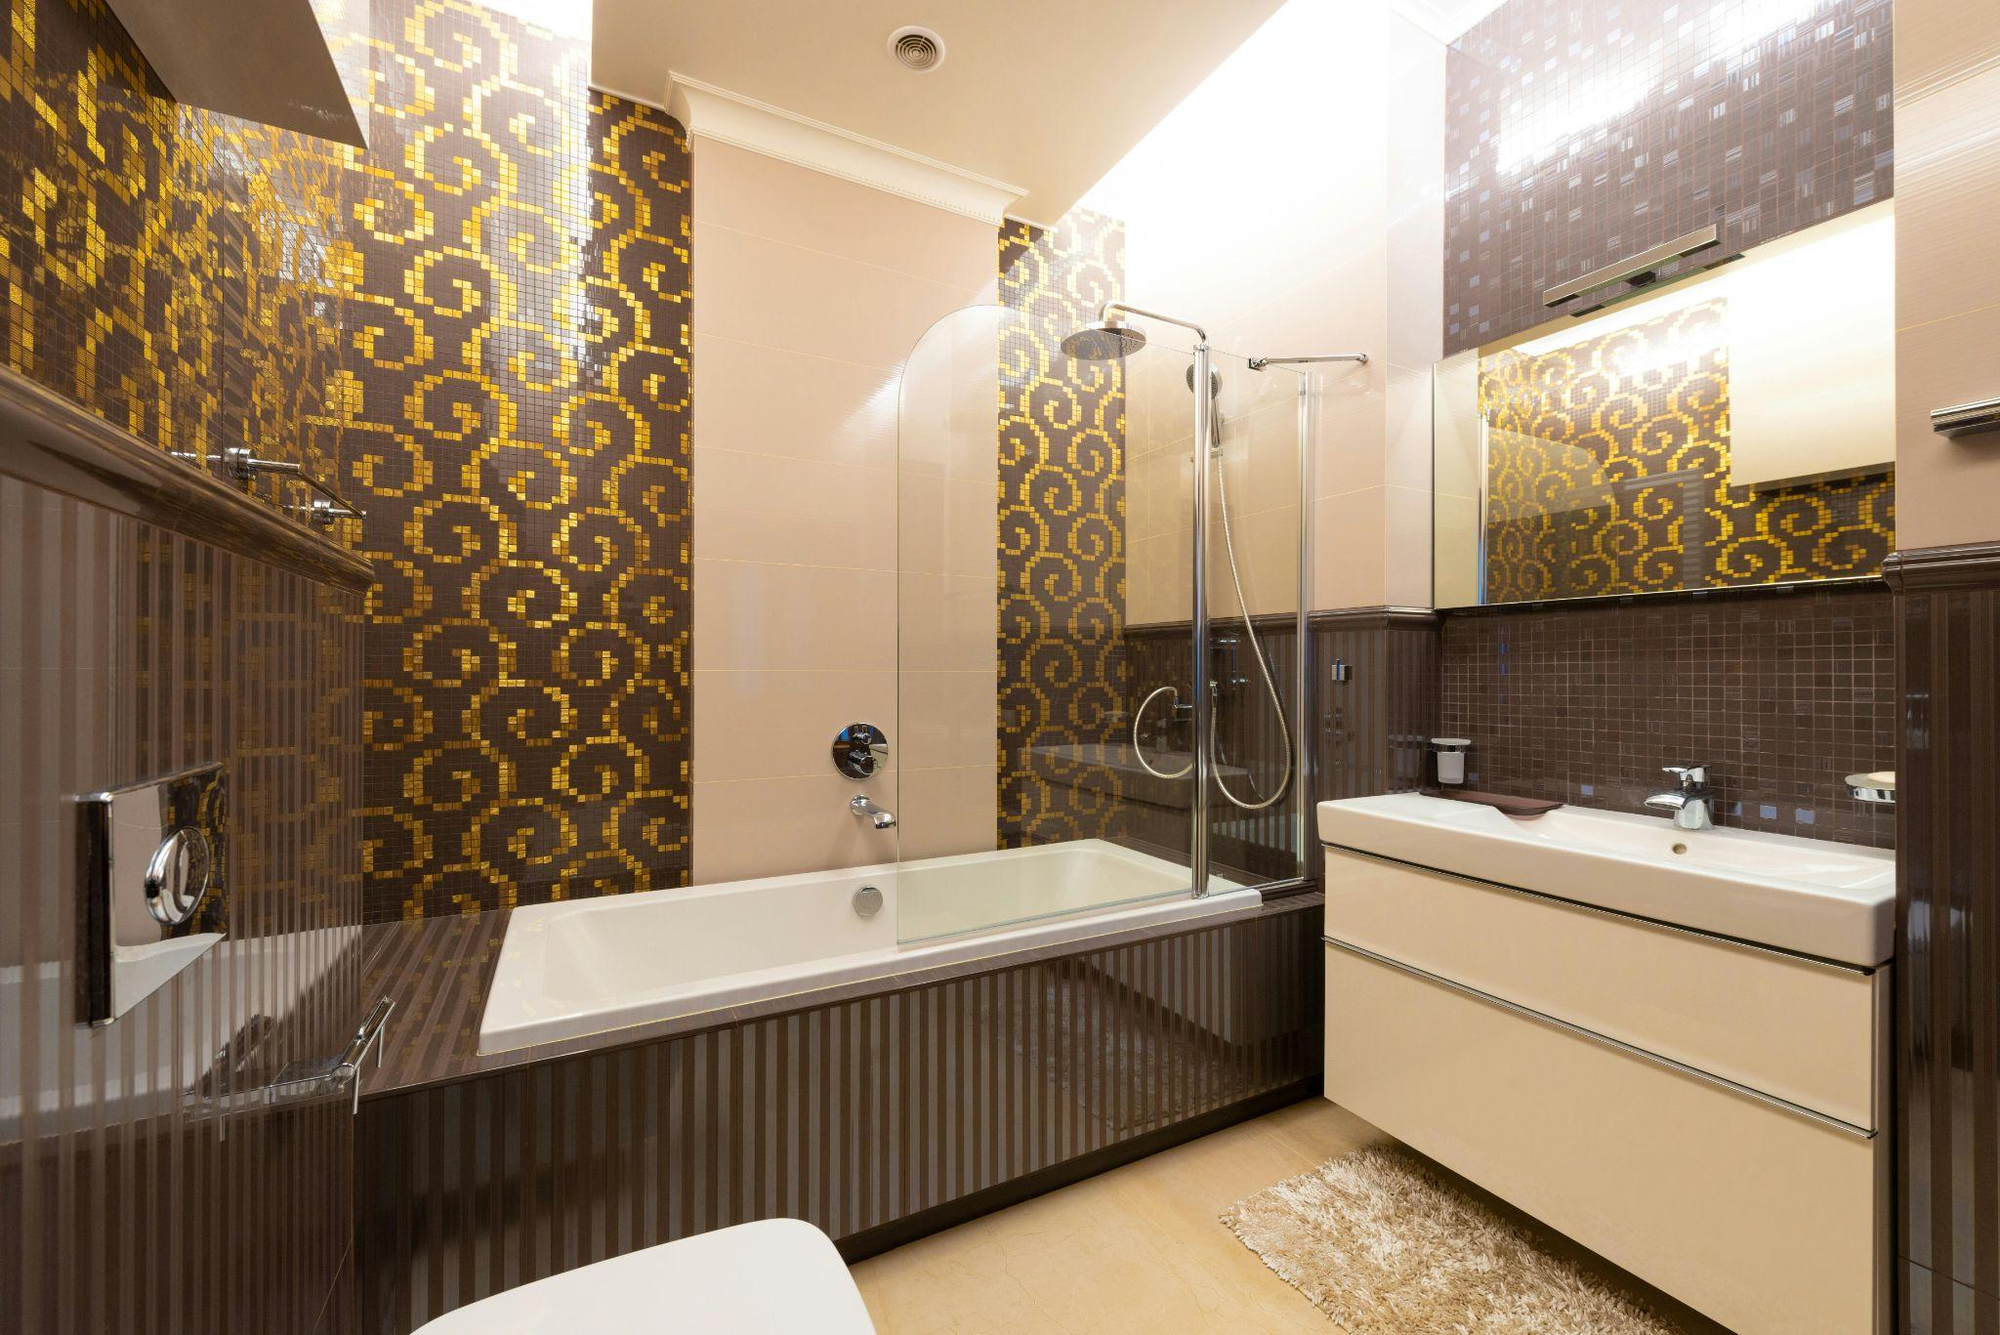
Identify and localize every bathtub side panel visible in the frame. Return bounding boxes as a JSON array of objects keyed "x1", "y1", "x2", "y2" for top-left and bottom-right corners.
[{"x1": 353, "y1": 896, "x2": 1325, "y2": 1332}]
